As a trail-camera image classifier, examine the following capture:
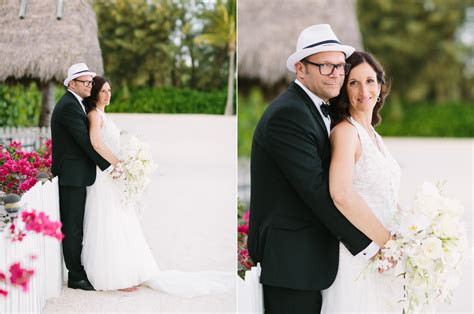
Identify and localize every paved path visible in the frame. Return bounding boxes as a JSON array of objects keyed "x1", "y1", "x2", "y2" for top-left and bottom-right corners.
[{"x1": 43, "y1": 114, "x2": 237, "y2": 313}]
